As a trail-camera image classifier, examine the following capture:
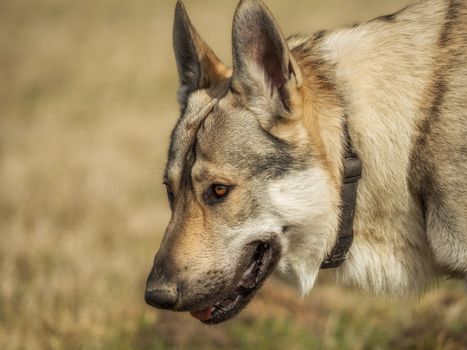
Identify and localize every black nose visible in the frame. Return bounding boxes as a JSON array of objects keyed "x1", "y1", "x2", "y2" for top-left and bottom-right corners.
[{"x1": 145, "y1": 280, "x2": 178, "y2": 309}]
